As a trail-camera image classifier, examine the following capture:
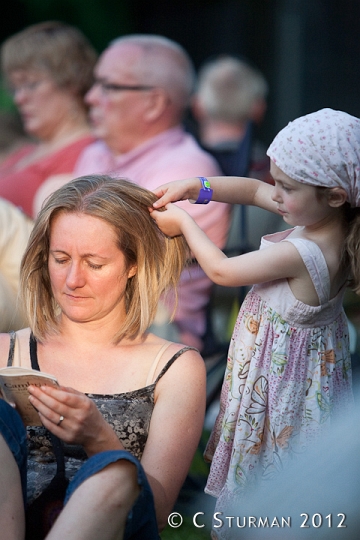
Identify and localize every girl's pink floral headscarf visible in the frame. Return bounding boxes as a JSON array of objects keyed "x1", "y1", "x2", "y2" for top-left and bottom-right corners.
[{"x1": 267, "y1": 108, "x2": 360, "y2": 207}]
